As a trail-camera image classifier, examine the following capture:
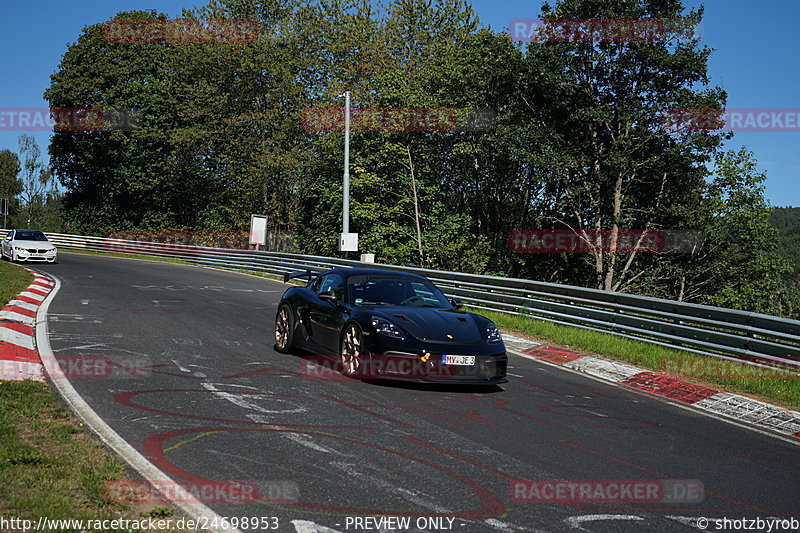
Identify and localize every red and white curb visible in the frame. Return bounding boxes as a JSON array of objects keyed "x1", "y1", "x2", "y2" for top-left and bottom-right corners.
[
  {"x1": 0, "y1": 267, "x2": 53, "y2": 381},
  {"x1": 502, "y1": 333, "x2": 800, "y2": 441}
]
